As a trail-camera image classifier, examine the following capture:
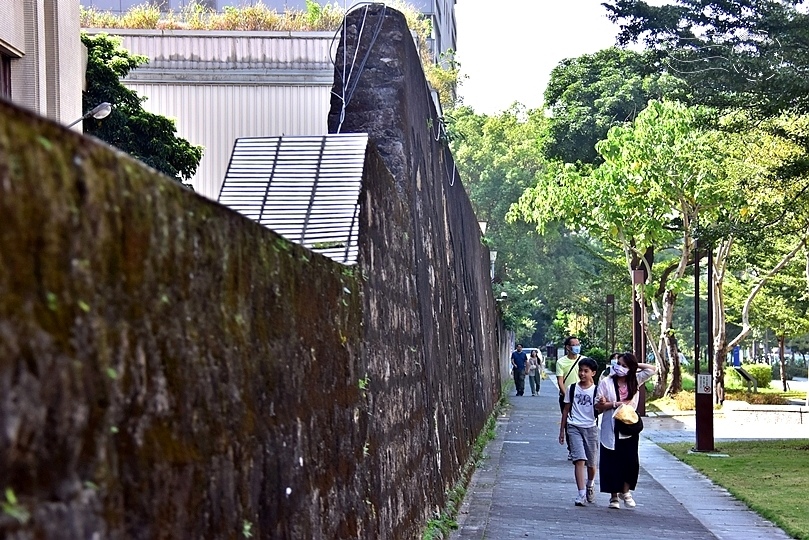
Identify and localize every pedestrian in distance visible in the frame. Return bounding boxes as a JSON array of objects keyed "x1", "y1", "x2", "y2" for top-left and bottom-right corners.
[
  {"x1": 595, "y1": 352, "x2": 656, "y2": 509},
  {"x1": 600, "y1": 352, "x2": 619, "y2": 382},
  {"x1": 556, "y1": 336, "x2": 589, "y2": 459},
  {"x1": 510, "y1": 344, "x2": 528, "y2": 396},
  {"x1": 527, "y1": 349, "x2": 544, "y2": 396},
  {"x1": 559, "y1": 356, "x2": 600, "y2": 506}
]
